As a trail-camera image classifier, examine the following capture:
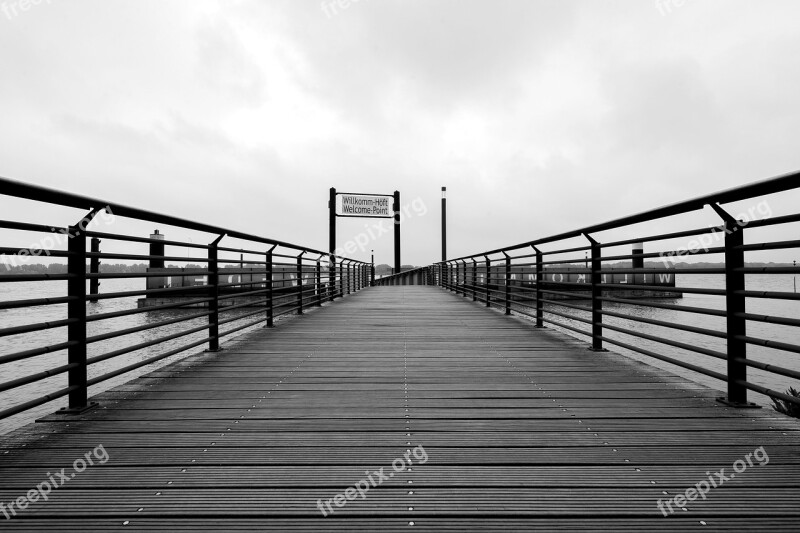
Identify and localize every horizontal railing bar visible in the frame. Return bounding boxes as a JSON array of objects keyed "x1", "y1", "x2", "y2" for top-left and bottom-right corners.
[
  {"x1": 86, "y1": 338, "x2": 210, "y2": 388},
  {"x1": 0, "y1": 341, "x2": 78, "y2": 365},
  {"x1": 596, "y1": 283, "x2": 724, "y2": 296},
  {"x1": 599, "y1": 335, "x2": 728, "y2": 382},
  {"x1": 737, "y1": 379, "x2": 800, "y2": 408},
  {"x1": 0, "y1": 220, "x2": 61, "y2": 233},
  {"x1": 599, "y1": 309, "x2": 727, "y2": 339},
  {"x1": 85, "y1": 285, "x2": 210, "y2": 301},
  {"x1": 538, "y1": 314, "x2": 593, "y2": 337},
  {"x1": 537, "y1": 306, "x2": 594, "y2": 326},
  {"x1": 218, "y1": 315, "x2": 268, "y2": 339},
  {"x1": 738, "y1": 239, "x2": 800, "y2": 252},
  {"x1": 745, "y1": 212, "x2": 800, "y2": 229},
  {"x1": 735, "y1": 335, "x2": 800, "y2": 356},
  {"x1": 85, "y1": 297, "x2": 214, "y2": 322},
  {"x1": 86, "y1": 310, "x2": 212, "y2": 344},
  {"x1": 217, "y1": 298, "x2": 269, "y2": 314},
  {"x1": 89, "y1": 252, "x2": 210, "y2": 262},
  {"x1": 599, "y1": 296, "x2": 727, "y2": 317},
  {"x1": 0, "y1": 362, "x2": 79, "y2": 394},
  {"x1": 0, "y1": 247, "x2": 69, "y2": 258},
  {"x1": 217, "y1": 307, "x2": 268, "y2": 327},
  {"x1": 599, "y1": 247, "x2": 724, "y2": 263},
  {"x1": 735, "y1": 289, "x2": 800, "y2": 301},
  {"x1": 737, "y1": 312, "x2": 800, "y2": 328},
  {"x1": 86, "y1": 323, "x2": 211, "y2": 366},
  {"x1": 216, "y1": 245, "x2": 274, "y2": 256},
  {"x1": 0, "y1": 296, "x2": 74, "y2": 310},
  {"x1": 84, "y1": 230, "x2": 210, "y2": 249},
  {"x1": 599, "y1": 226, "x2": 724, "y2": 249},
  {"x1": 598, "y1": 267, "x2": 724, "y2": 274},
  {"x1": 600, "y1": 321, "x2": 728, "y2": 360},
  {"x1": 0, "y1": 273, "x2": 72, "y2": 282},
  {"x1": 0, "y1": 318, "x2": 77, "y2": 338},
  {"x1": 537, "y1": 288, "x2": 592, "y2": 300},
  {"x1": 86, "y1": 270, "x2": 210, "y2": 280},
  {"x1": 0, "y1": 385, "x2": 78, "y2": 421},
  {"x1": 732, "y1": 355, "x2": 800, "y2": 381},
  {"x1": 736, "y1": 267, "x2": 800, "y2": 274},
  {"x1": 538, "y1": 299, "x2": 592, "y2": 314}
]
